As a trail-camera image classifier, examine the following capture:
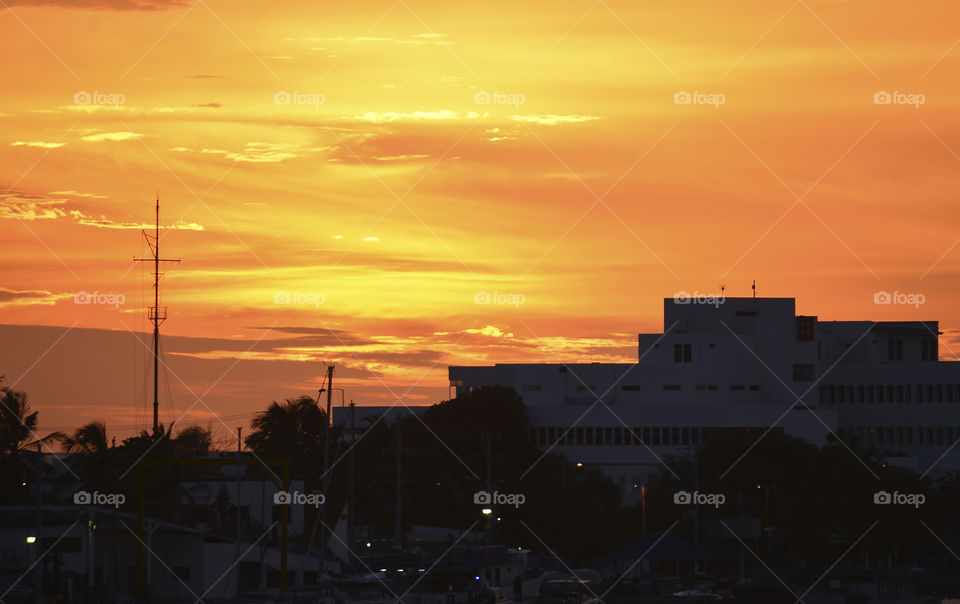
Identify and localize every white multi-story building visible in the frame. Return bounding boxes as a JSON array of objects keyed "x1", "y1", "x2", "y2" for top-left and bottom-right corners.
[{"x1": 449, "y1": 297, "x2": 960, "y2": 502}]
